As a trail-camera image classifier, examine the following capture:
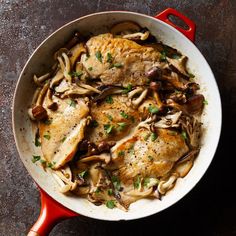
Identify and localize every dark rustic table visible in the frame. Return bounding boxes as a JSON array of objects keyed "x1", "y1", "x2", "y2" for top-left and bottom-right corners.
[{"x1": 1, "y1": 0, "x2": 236, "y2": 235}]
